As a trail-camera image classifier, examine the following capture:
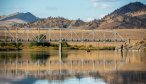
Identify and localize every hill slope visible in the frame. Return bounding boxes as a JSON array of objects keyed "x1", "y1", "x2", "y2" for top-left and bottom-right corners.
[
  {"x1": 99, "y1": 2, "x2": 146, "y2": 29},
  {"x1": 0, "y1": 12, "x2": 39, "y2": 23}
]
